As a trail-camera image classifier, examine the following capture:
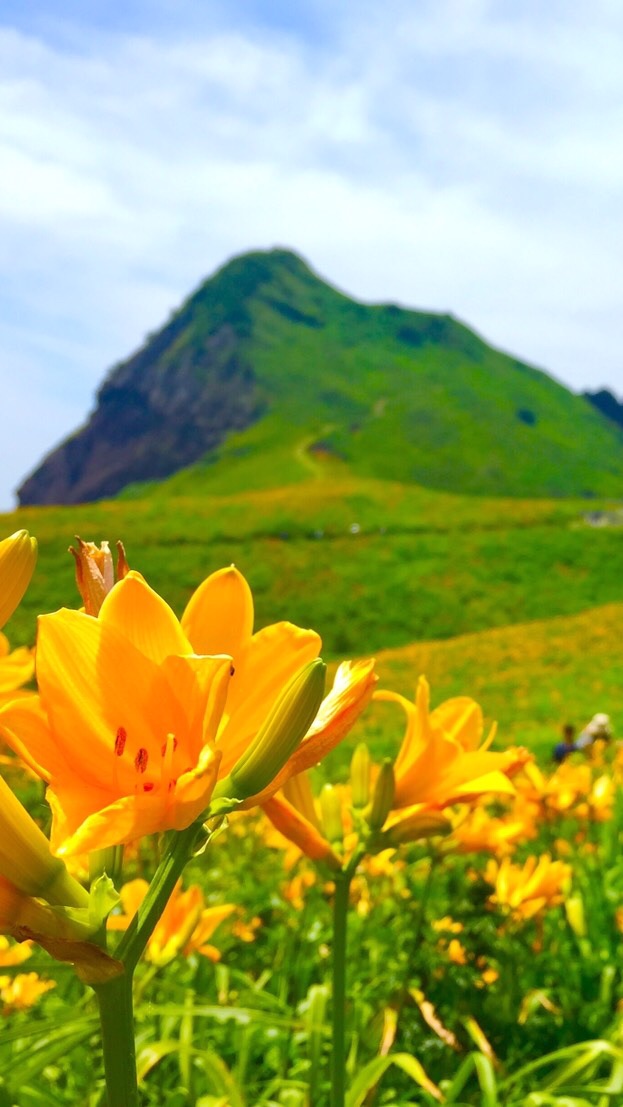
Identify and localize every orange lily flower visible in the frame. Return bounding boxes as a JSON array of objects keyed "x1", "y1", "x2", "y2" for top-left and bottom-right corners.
[
  {"x1": 109, "y1": 878, "x2": 235, "y2": 965},
  {"x1": 0, "y1": 971, "x2": 55, "y2": 1014},
  {"x1": 0, "y1": 572, "x2": 233, "y2": 855},
  {"x1": 375, "y1": 676, "x2": 529, "y2": 815},
  {"x1": 485, "y1": 854, "x2": 572, "y2": 921},
  {"x1": 0, "y1": 531, "x2": 37, "y2": 630},
  {"x1": 181, "y1": 565, "x2": 377, "y2": 804},
  {"x1": 448, "y1": 805, "x2": 528, "y2": 856}
]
